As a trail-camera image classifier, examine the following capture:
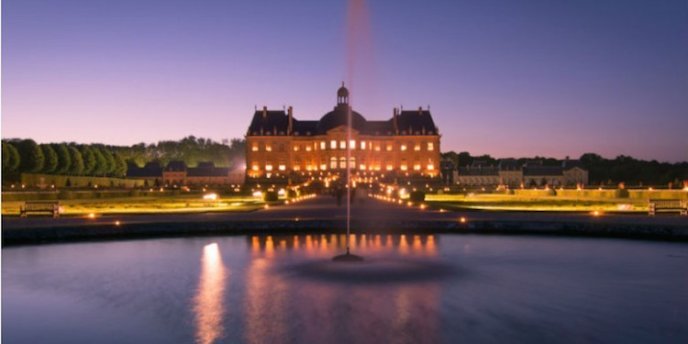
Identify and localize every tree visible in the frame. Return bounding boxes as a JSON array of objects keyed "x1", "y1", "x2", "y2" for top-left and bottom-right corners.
[
  {"x1": 91, "y1": 147, "x2": 108, "y2": 176},
  {"x1": 53, "y1": 143, "x2": 72, "y2": 174},
  {"x1": 69, "y1": 146, "x2": 84, "y2": 175},
  {"x1": 100, "y1": 148, "x2": 116, "y2": 175},
  {"x1": 40, "y1": 144, "x2": 59, "y2": 174},
  {"x1": 2, "y1": 142, "x2": 20, "y2": 174},
  {"x1": 112, "y1": 152, "x2": 127, "y2": 177},
  {"x1": 80, "y1": 146, "x2": 96, "y2": 175},
  {"x1": 15, "y1": 139, "x2": 44, "y2": 173}
]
